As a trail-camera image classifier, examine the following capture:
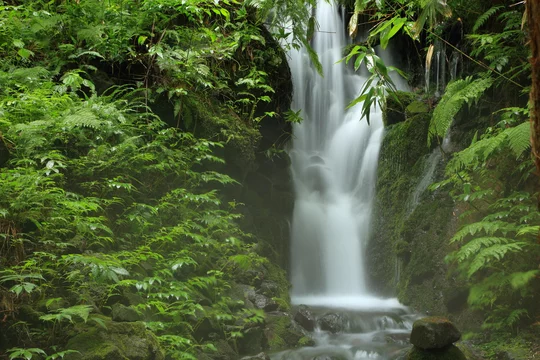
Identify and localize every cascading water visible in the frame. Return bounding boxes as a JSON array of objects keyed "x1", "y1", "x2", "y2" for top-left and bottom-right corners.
[
  {"x1": 289, "y1": 0, "x2": 383, "y2": 306},
  {"x1": 276, "y1": 2, "x2": 419, "y2": 359}
]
